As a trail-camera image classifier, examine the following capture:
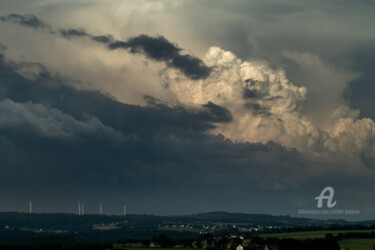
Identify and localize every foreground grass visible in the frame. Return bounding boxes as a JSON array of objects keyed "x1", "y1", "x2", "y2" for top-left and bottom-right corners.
[
  {"x1": 113, "y1": 248, "x2": 196, "y2": 250},
  {"x1": 259, "y1": 230, "x2": 375, "y2": 250},
  {"x1": 259, "y1": 229, "x2": 375, "y2": 240},
  {"x1": 338, "y1": 238, "x2": 375, "y2": 250}
]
